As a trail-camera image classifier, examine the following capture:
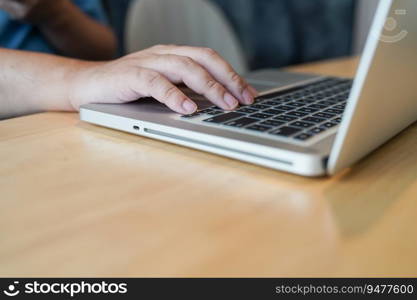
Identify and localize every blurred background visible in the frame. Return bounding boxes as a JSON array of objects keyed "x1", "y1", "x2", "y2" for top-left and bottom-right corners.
[{"x1": 102, "y1": 0, "x2": 379, "y2": 74}]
